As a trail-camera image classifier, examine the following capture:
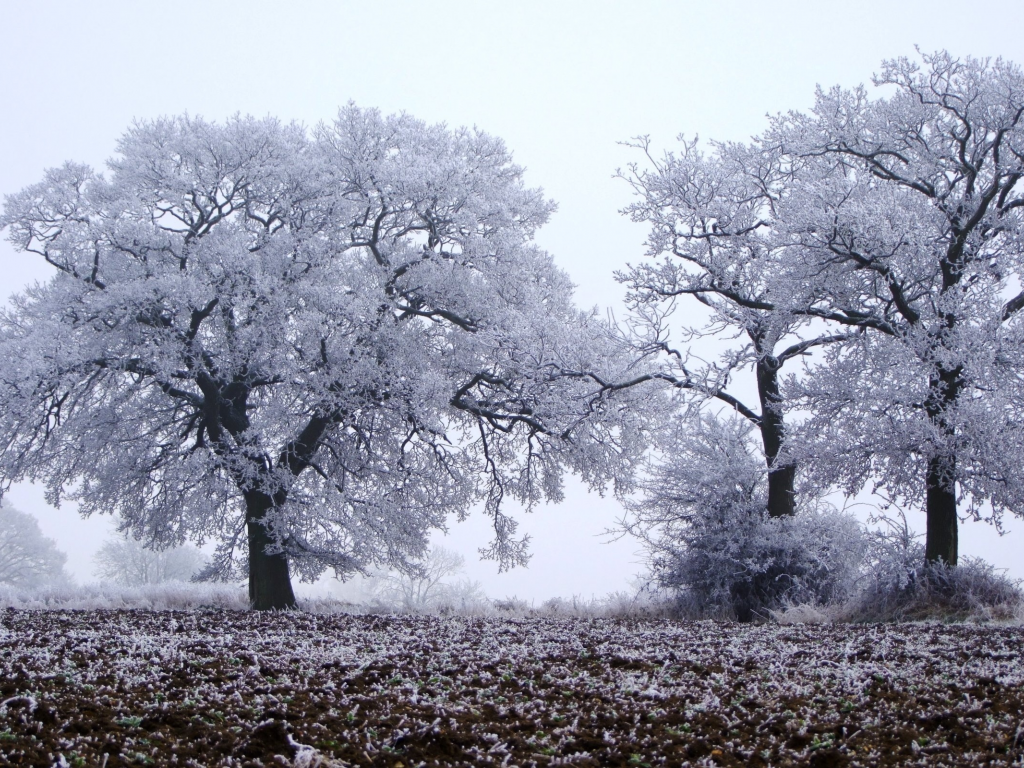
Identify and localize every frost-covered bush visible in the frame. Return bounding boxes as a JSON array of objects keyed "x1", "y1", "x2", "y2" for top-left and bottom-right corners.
[
  {"x1": 857, "y1": 507, "x2": 924, "y2": 598},
  {"x1": 839, "y1": 510, "x2": 1023, "y2": 622},
  {"x1": 485, "y1": 589, "x2": 674, "y2": 619},
  {"x1": 493, "y1": 596, "x2": 532, "y2": 613},
  {"x1": 0, "y1": 581, "x2": 249, "y2": 611},
  {"x1": 625, "y1": 413, "x2": 865, "y2": 621},
  {"x1": 660, "y1": 503, "x2": 865, "y2": 621},
  {"x1": 842, "y1": 558, "x2": 1023, "y2": 623}
]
